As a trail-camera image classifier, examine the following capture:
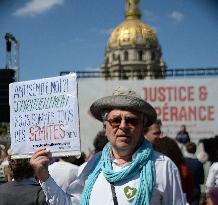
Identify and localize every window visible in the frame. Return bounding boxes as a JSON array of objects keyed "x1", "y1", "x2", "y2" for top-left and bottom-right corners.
[
  {"x1": 124, "y1": 51, "x2": 128, "y2": 61},
  {"x1": 137, "y1": 71, "x2": 144, "y2": 79},
  {"x1": 151, "y1": 52, "x2": 156, "y2": 61},
  {"x1": 138, "y1": 50, "x2": 143, "y2": 61}
]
